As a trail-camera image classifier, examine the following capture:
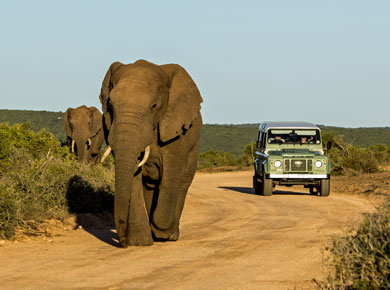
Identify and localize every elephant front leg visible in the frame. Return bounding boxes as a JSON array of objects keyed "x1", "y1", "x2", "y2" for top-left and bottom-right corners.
[{"x1": 122, "y1": 172, "x2": 154, "y2": 247}]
